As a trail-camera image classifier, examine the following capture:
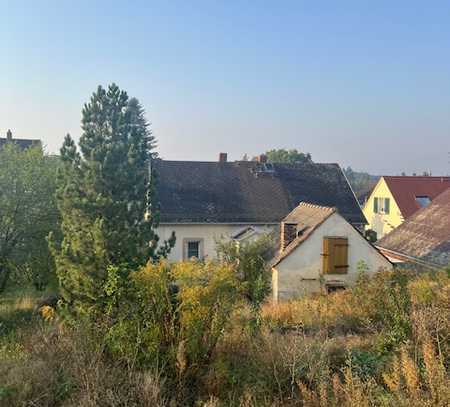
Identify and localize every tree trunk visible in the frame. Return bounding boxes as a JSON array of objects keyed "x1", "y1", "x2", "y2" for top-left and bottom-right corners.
[{"x1": 0, "y1": 261, "x2": 11, "y2": 293}]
